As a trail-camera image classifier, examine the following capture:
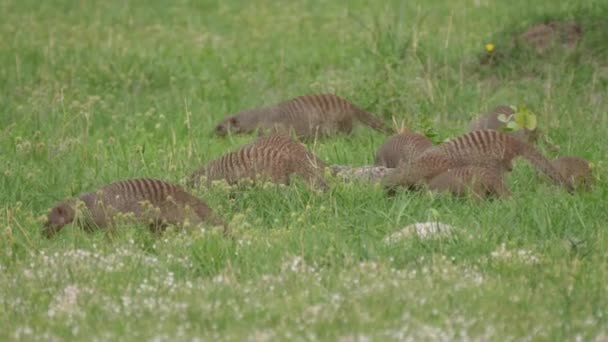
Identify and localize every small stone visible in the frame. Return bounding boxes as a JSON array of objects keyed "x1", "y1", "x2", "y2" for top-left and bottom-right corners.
[{"x1": 384, "y1": 221, "x2": 456, "y2": 244}]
